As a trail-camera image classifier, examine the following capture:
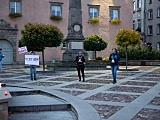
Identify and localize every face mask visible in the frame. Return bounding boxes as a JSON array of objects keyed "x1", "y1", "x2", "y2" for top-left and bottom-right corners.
[{"x1": 112, "y1": 50, "x2": 116, "y2": 54}]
